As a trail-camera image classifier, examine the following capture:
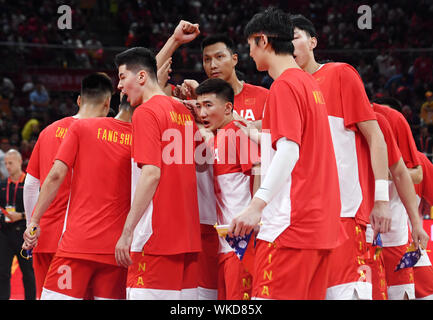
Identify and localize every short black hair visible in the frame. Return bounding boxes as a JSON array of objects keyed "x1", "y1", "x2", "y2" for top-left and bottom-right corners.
[
  {"x1": 372, "y1": 96, "x2": 403, "y2": 112},
  {"x1": 244, "y1": 7, "x2": 294, "y2": 55},
  {"x1": 290, "y1": 14, "x2": 318, "y2": 38},
  {"x1": 81, "y1": 72, "x2": 113, "y2": 101},
  {"x1": 114, "y1": 47, "x2": 157, "y2": 80},
  {"x1": 196, "y1": 78, "x2": 234, "y2": 105},
  {"x1": 201, "y1": 34, "x2": 235, "y2": 54}
]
